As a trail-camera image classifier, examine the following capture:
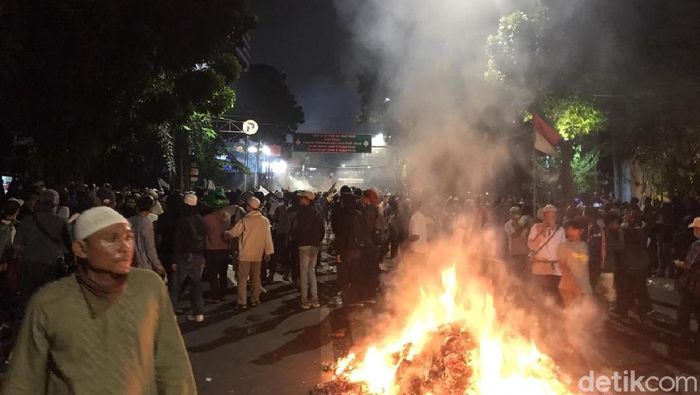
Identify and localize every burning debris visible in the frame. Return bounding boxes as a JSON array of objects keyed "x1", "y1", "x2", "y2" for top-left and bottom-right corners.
[
  {"x1": 314, "y1": 265, "x2": 576, "y2": 395},
  {"x1": 317, "y1": 324, "x2": 476, "y2": 394}
]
